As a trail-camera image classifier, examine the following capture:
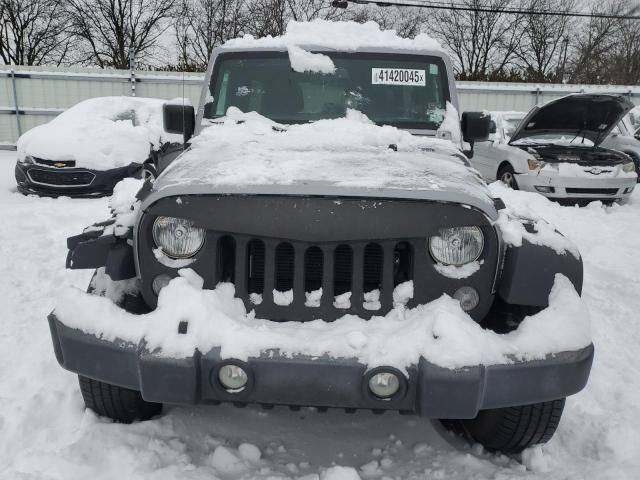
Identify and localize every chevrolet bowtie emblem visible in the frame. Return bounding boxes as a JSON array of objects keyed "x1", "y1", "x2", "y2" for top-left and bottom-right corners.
[{"x1": 53, "y1": 162, "x2": 66, "y2": 168}]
